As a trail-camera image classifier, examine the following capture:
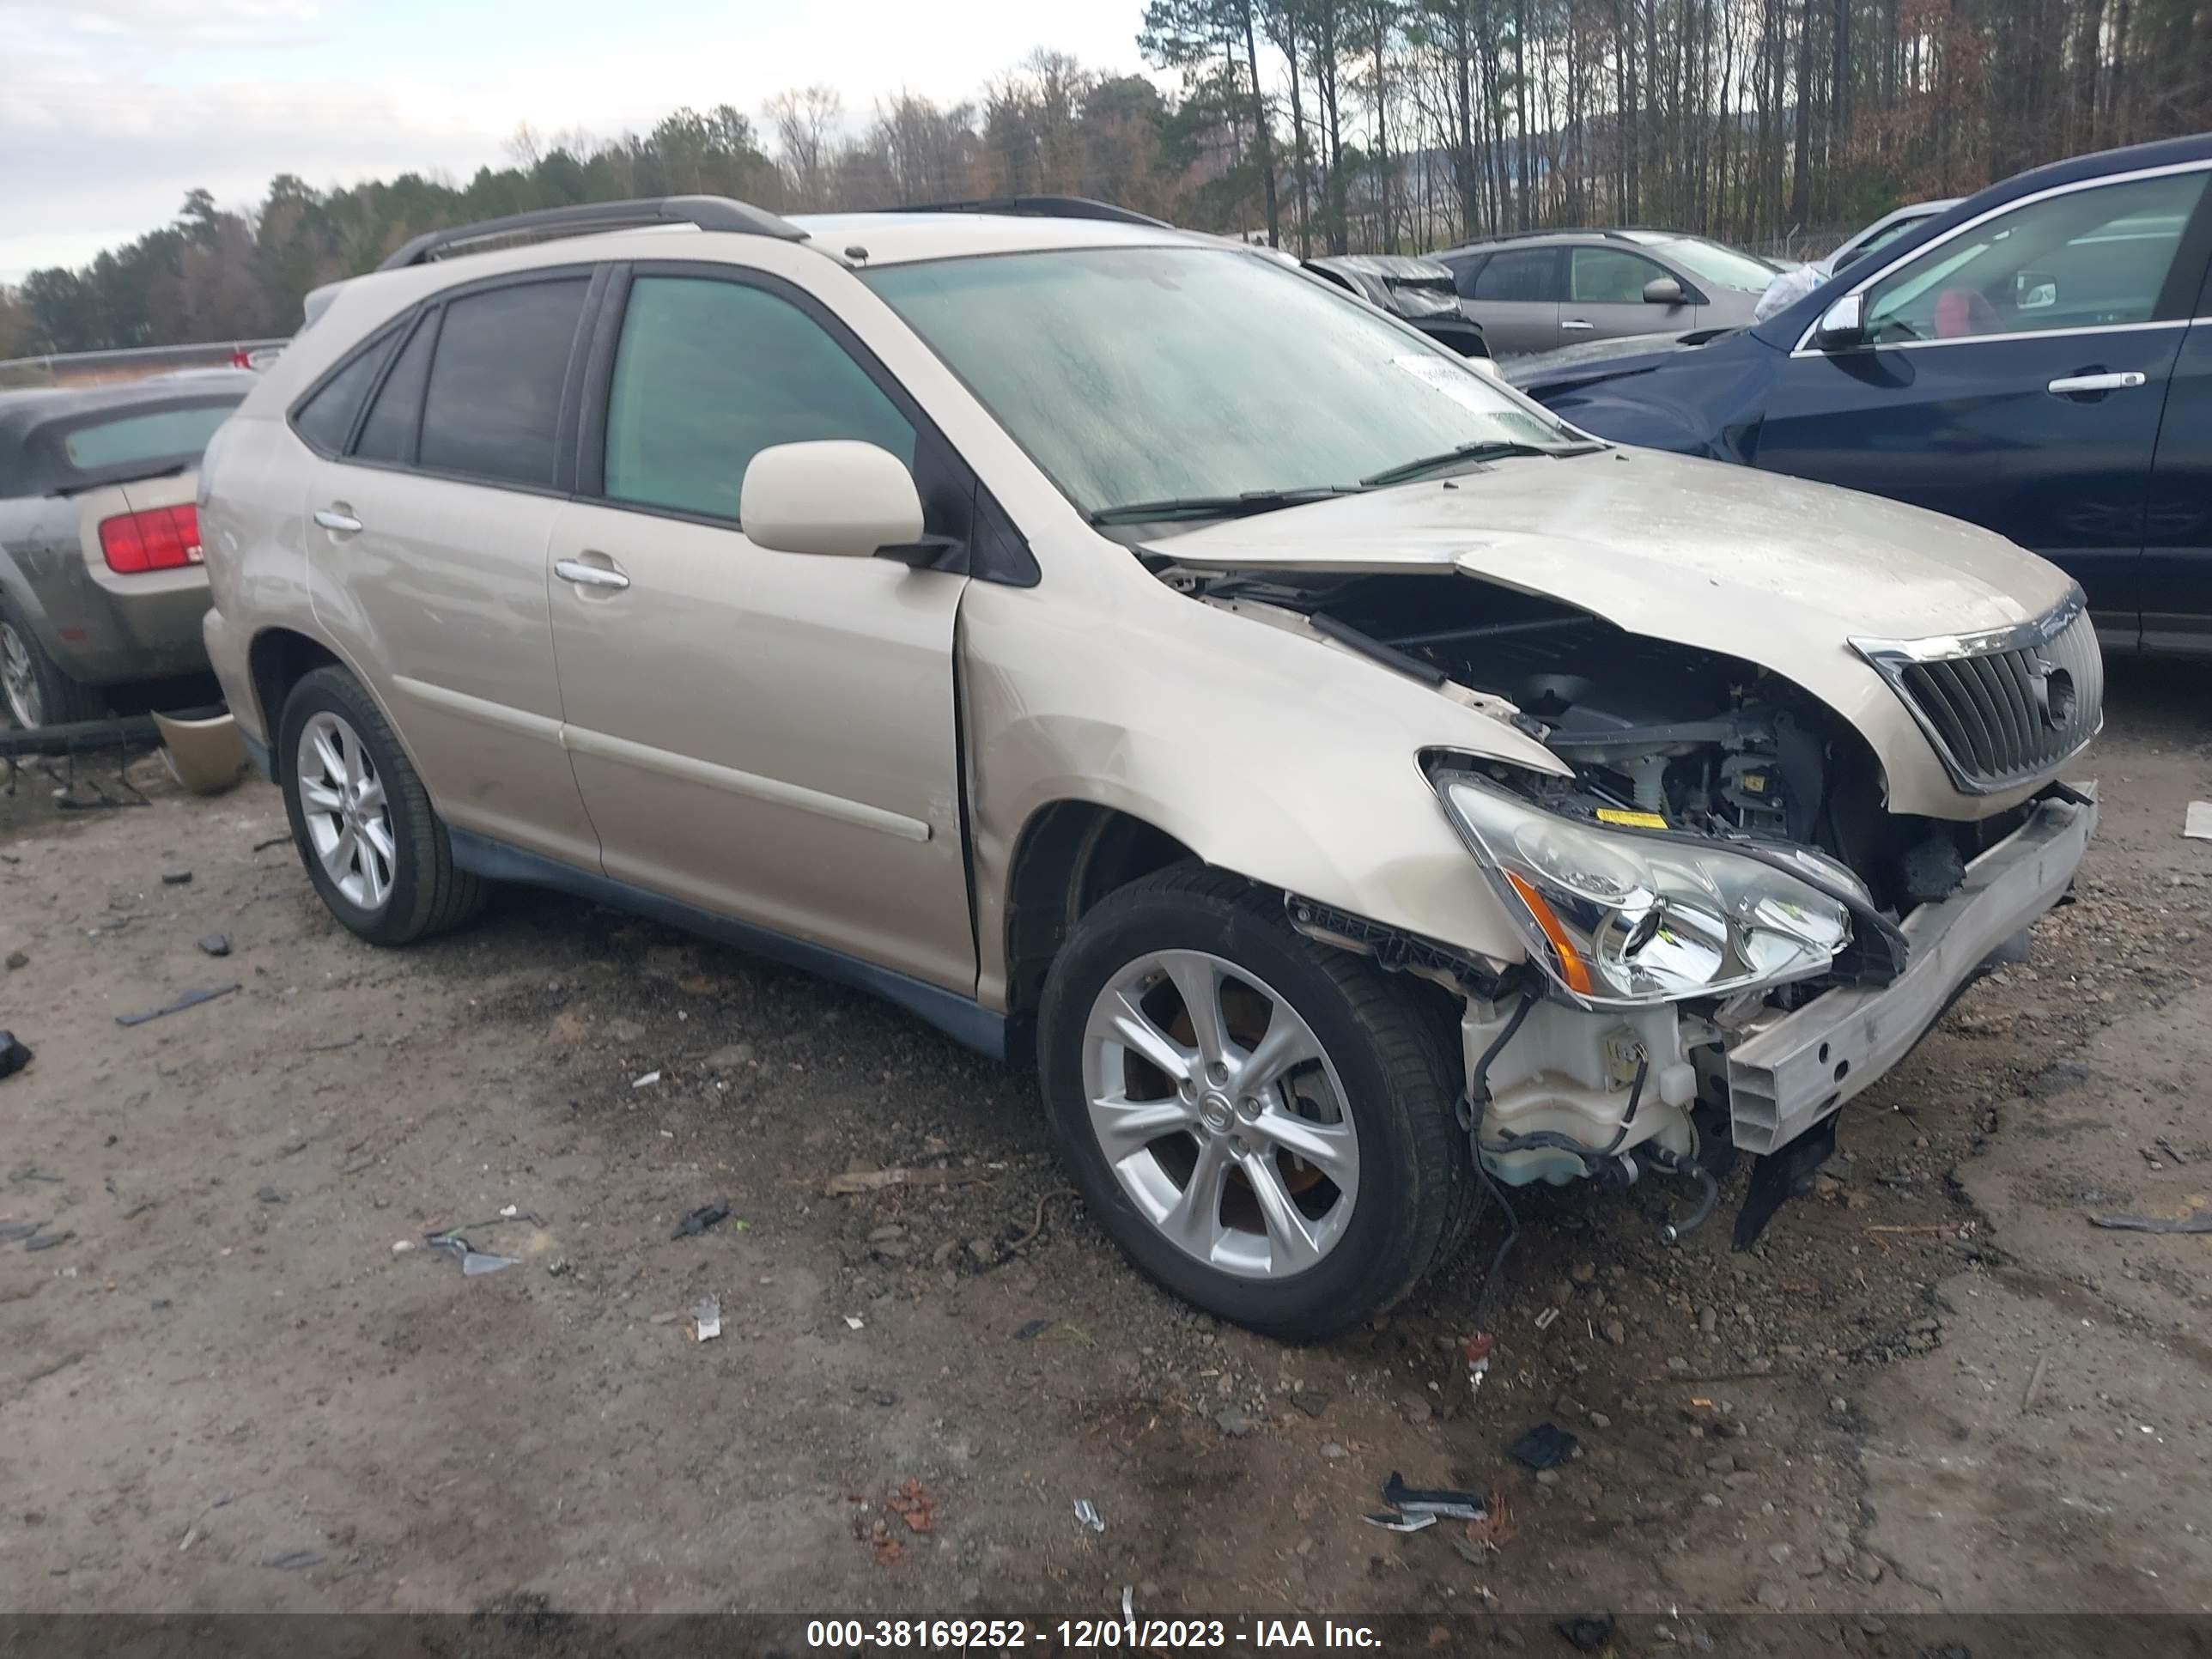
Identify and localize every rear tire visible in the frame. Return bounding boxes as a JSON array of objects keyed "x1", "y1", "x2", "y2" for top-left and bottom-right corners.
[
  {"x1": 1038, "y1": 866, "x2": 1470, "y2": 1341},
  {"x1": 0, "y1": 604, "x2": 105, "y2": 729},
  {"x1": 276, "y1": 666, "x2": 483, "y2": 945}
]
